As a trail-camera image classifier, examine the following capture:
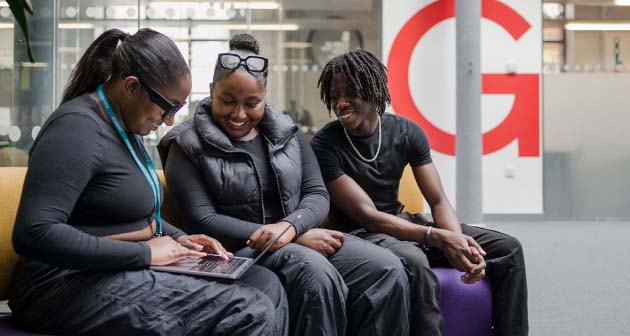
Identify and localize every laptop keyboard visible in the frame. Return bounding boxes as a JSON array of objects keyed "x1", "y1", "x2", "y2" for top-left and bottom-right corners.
[{"x1": 196, "y1": 256, "x2": 246, "y2": 274}]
